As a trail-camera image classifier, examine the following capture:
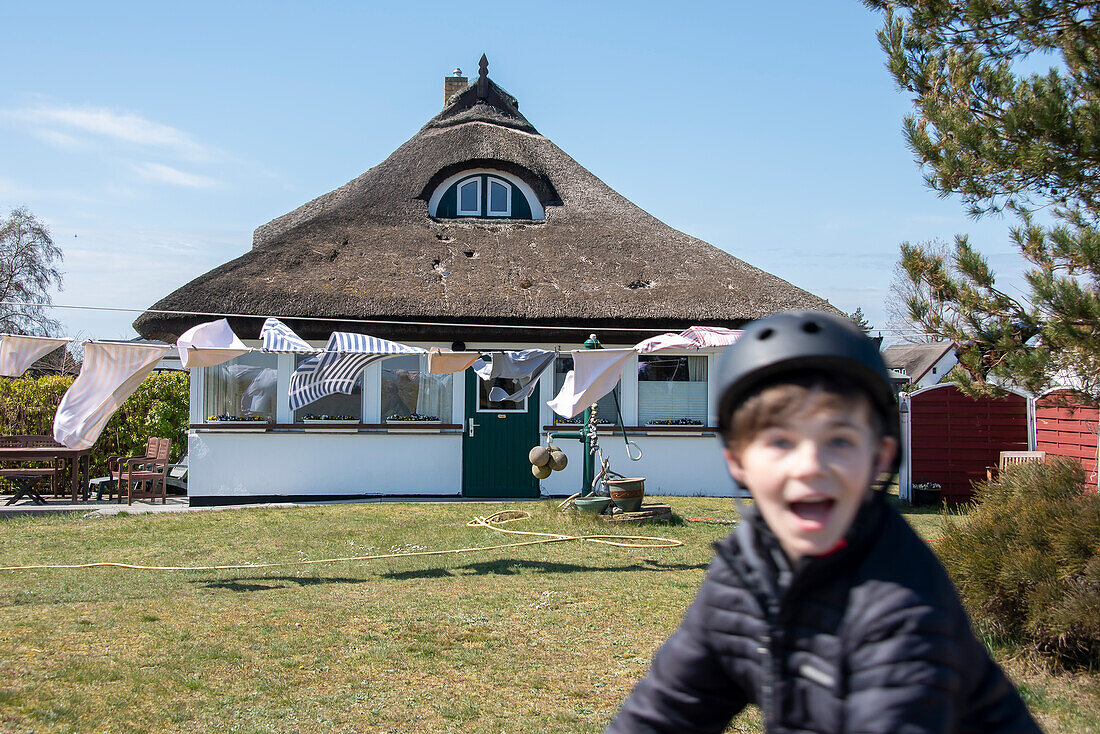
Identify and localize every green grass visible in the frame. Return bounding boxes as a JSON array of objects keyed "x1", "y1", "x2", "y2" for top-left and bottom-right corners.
[{"x1": 0, "y1": 496, "x2": 1094, "y2": 733}]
